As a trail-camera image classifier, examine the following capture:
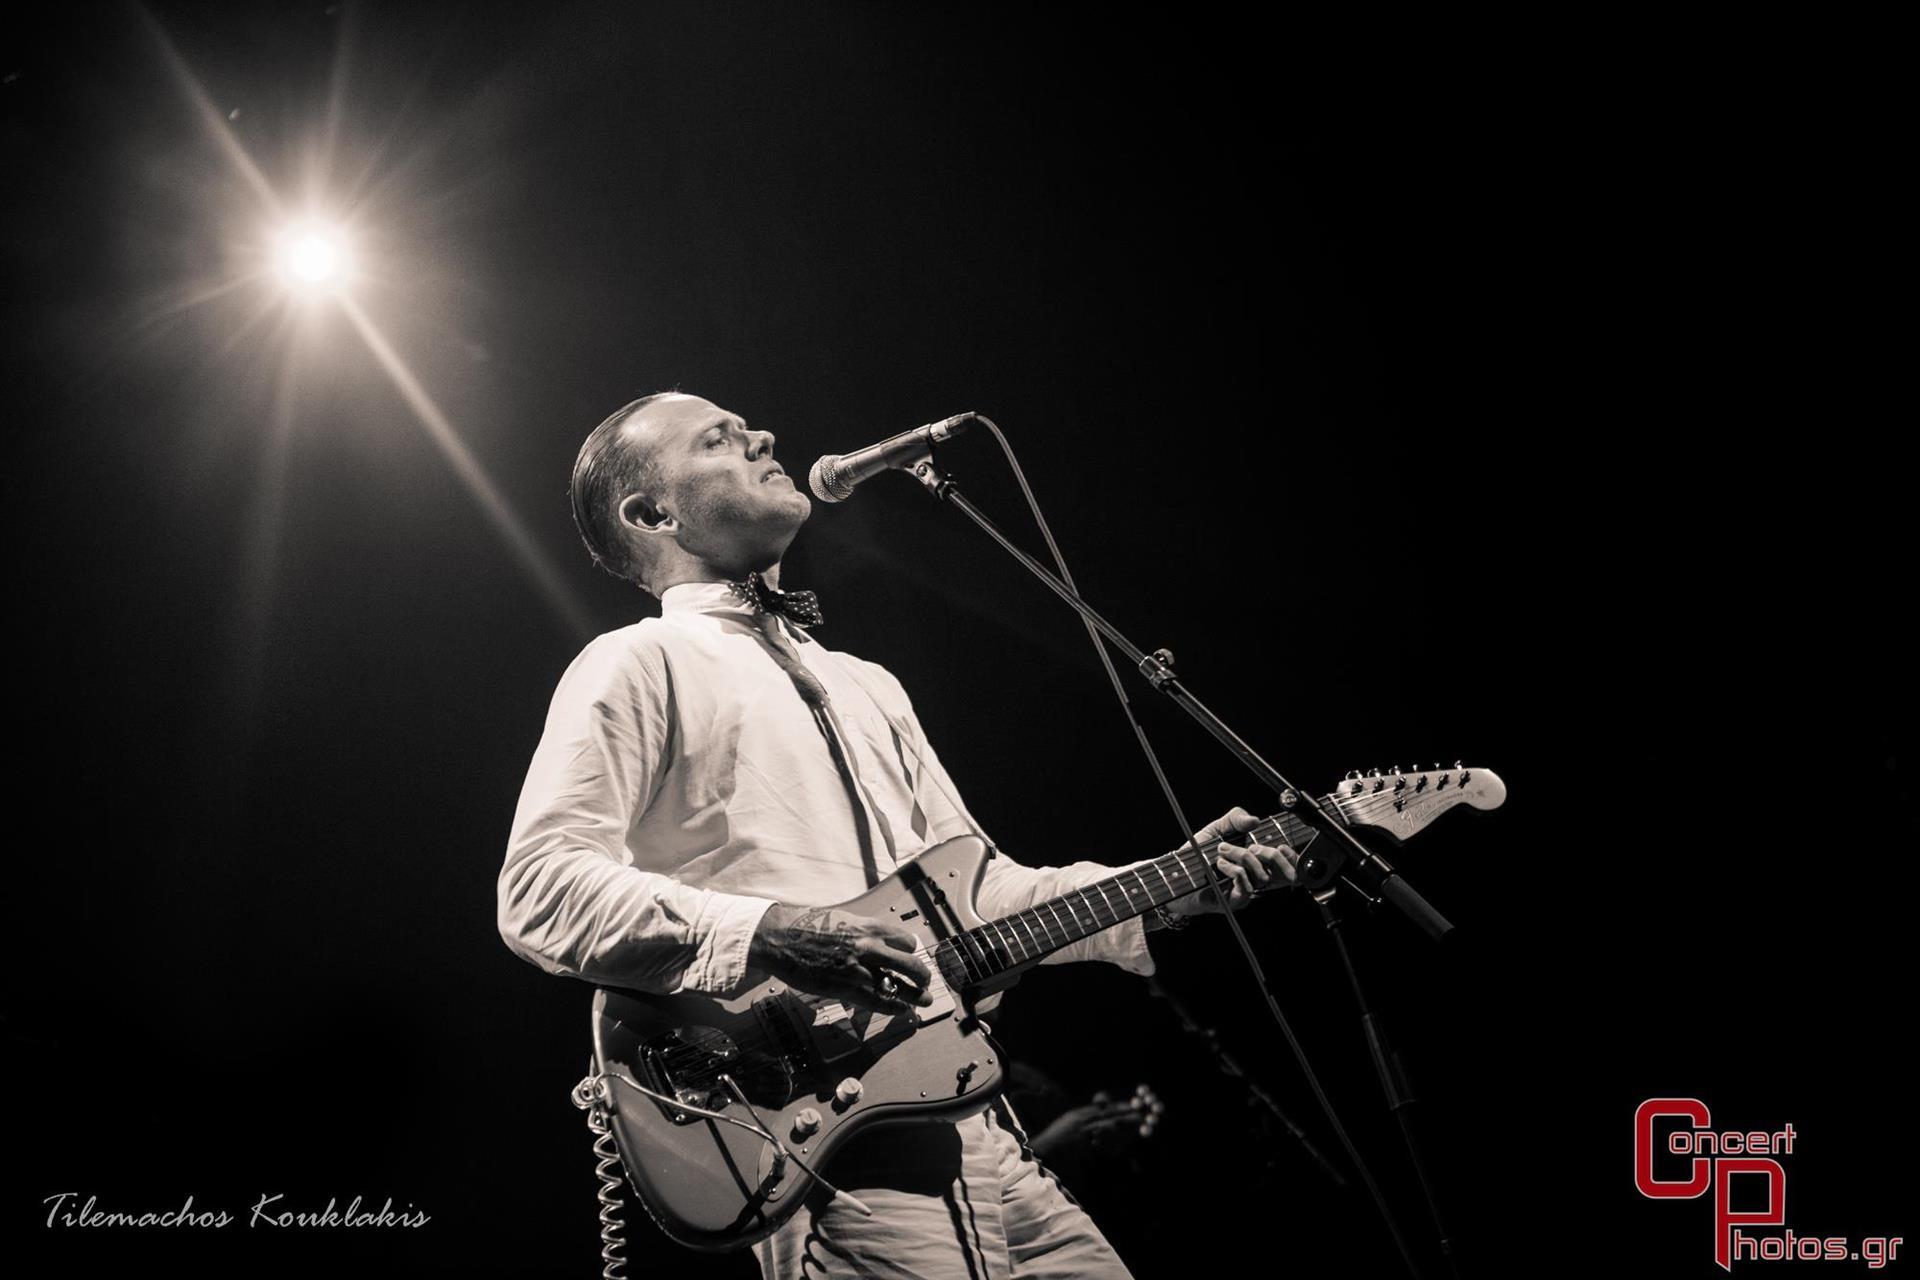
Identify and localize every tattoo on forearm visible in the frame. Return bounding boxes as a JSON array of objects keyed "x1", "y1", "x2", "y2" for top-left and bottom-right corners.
[
  {"x1": 783, "y1": 907, "x2": 861, "y2": 969},
  {"x1": 789, "y1": 907, "x2": 832, "y2": 933}
]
